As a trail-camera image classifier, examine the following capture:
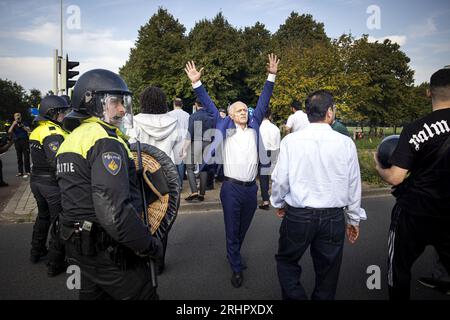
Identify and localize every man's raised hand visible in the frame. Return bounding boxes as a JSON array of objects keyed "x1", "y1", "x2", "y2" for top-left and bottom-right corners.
[
  {"x1": 185, "y1": 61, "x2": 204, "y2": 84},
  {"x1": 267, "y1": 53, "x2": 280, "y2": 75}
]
